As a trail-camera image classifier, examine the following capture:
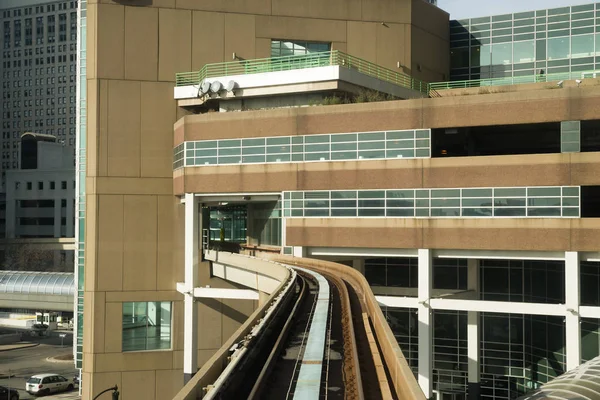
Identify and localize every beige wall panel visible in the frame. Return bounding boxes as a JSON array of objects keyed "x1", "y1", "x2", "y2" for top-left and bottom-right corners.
[
  {"x1": 87, "y1": 79, "x2": 98, "y2": 177},
  {"x1": 104, "y1": 302, "x2": 122, "y2": 353},
  {"x1": 410, "y1": 0, "x2": 449, "y2": 41},
  {"x1": 224, "y1": 14, "x2": 256, "y2": 62},
  {"x1": 271, "y1": 0, "x2": 361, "y2": 20},
  {"x1": 571, "y1": 220, "x2": 600, "y2": 251},
  {"x1": 141, "y1": 82, "x2": 177, "y2": 178},
  {"x1": 423, "y1": 160, "x2": 570, "y2": 188},
  {"x1": 84, "y1": 195, "x2": 97, "y2": 291},
  {"x1": 411, "y1": 26, "x2": 449, "y2": 82},
  {"x1": 172, "y1": 301, "x2": 184, "y2": 351},
  {"x1": 92, "y1": 292, "x2": 106, "y2": 354},
  {"x1": 94, "y1": 177, "x2": 172, "y2": 196},
  {"x1": 156, "y1": 369, "x2": 183, "y2": 400},
  {"x1": 124, "y1": 7, "x2": 158, "y2": 81},
  {"x1": 255, "y1": 37, "x2": 272, "y2": 59},
  {"x1": 183, "y1": 112, "x2": 298, "y2": 141},
  {"x1": 87, "y1": 4, "x2": 97, "y2": 80},
  {"x1": 332, "y1": 41, "x2": 347, "y2": 52},
  {"x1": 122, "y1": 371, "x2": 156, "y2": 400},
  {"x1": 185, "y1": 169, "x2": 298, "y2": 193},
  {"x1": 157, "y1": 196, "x2": 178, "y2": 291},
  {"x1": 96, "y1": 4, "x2": 124, "y2": 79},
  {"x1": 107, "y1": 80, "x2": 141, "y2": 177},
  {"x1": 255, "y1": 16, "x2": 347, "y2": 43},
  {"x1": 571, "y1": 154, "x2": 600, "y2": 186},
  {"x1": 198, "y1": 349, "x2": 219, "y2": 368},
  {"x1": 191, "y1": 11, "x2": 224, "y2": 70},
  {"x1": 376, "y1": 23, "x2": 409, "y2": 72},
  {"x1": 285, "y1": 219, "x2": 423, "y2": 248},
  {"x1": 172, "y1": 350, "x2": 184, "y2": 367},
  {"x1": 172, "y1": 199, "x2": 185, "y2": 279},
  {"x1": 361, "y1": 0, "x2": 412, "y2": 24},
  {"x1": 96, "y1": 195, "x2": 123, "y2": 291},
  {"x1": 123, "y1": 195, "x2": 158, "y2": 291},
  {"x1": 197, "y1": 299, "x2": 224, "y2": 350},
  {"x1": 88, "y1": 372, "x2": 122, "y2": 400},
  {"x1": 221, "y1": 298, "x2": 255, "y2": 341},
  {"x1": 173, "y1": 175, "x2": 184, "y2": 196},
  {"x1": 105, "y1": 291, "x2": 180, "y2": 302},
  {"x1": 424, "y1": 227, "x2": 570, "y2": 251},
  {"x1": 174, "y1": 121, "x2": 185, "y2": 146},
  {"x1": 97, "y1": 79, "x2": 109, "y2": 176},
  {"x1": 83, "y1": 291, "x2": 96, "y2": 354},
  {"x1": 347, "y1": 22, "x2": 377, "y2": 64},
  {"x1": 176, "y1": 0, "x2": 271, "y2": 15},
  {"x1": 158, "y1": 9, "x2": 192, "y2": 81},
  {"x1": 122, "y1": 352, "x2": 174, "y2": 370},
  {"x1": 295, "y1": 104, "x2": 422, "y2": 135}
]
